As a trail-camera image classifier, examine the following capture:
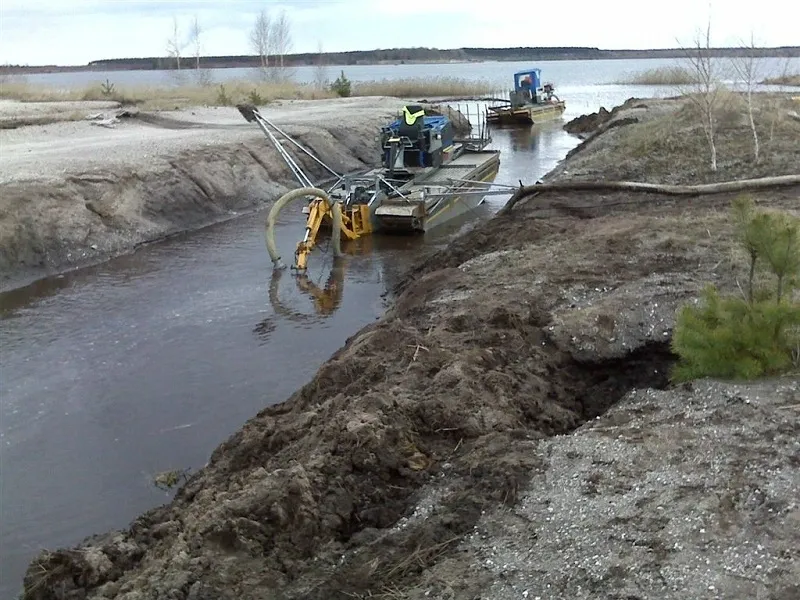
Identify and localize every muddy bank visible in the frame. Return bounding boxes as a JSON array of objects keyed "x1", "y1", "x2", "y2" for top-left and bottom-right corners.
[
  {"x1": 21, "y1": 94, "x2": 800, "y2": 599},
  {"x1": 0, "y1": 99, "x2": 123, "y2": 129},
  {"x1": 561, "y1": 96, "x2": 650, "y2": 139},
  {"x1": 555, "y1": 92, "x2": 800, "y2": 183},
  {"x1": 0, "y1": 97, "x2": 412, "y2": 291}
]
